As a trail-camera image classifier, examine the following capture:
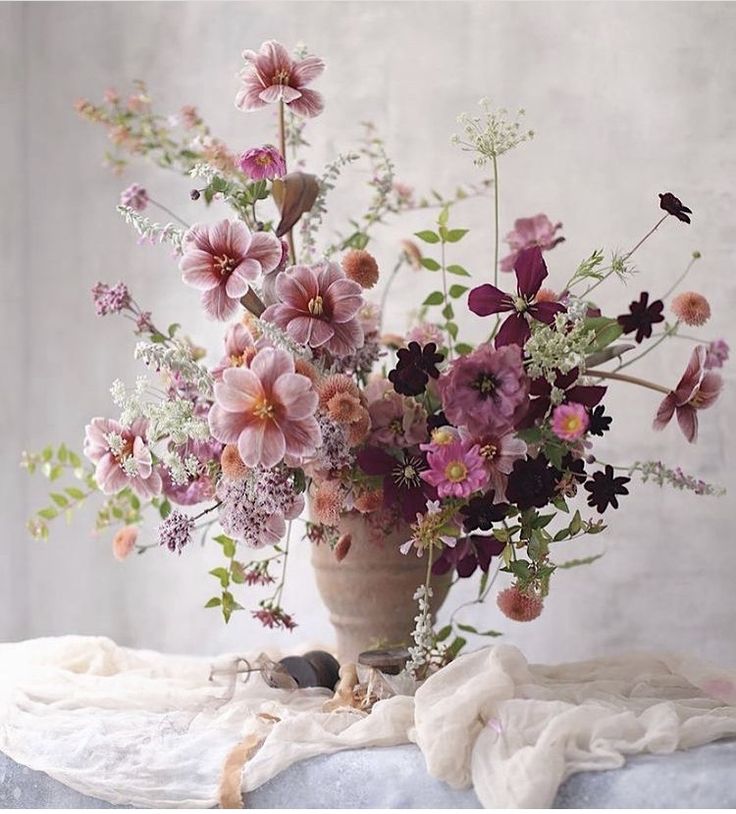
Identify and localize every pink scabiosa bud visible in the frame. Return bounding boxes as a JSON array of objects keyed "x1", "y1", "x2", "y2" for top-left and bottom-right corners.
[
  {"x1": 497, "y1": 585, "x2": 543, "y2": 622},
  {"x1": 220, "y1": 444, "x2": 249, "y2": 481},
  {"x1": 311, "y1": 480, "x2": 345, "y2": 527},
  {"x1": 238, "y1": 145, "x2": 287, "y2": 181},
  {"x1": 112, "y1": 525, "x2": 138, "y2": 561},
  {"x1": 342, "y1": 249, "x2": 380, "y2": 289},
  {"x1": 671, "y1": 291, "x2": 711, "y2": 327},
  {"x1": 334, "y1": 533, "x2": 352, "y2": 562},
  {"x1": 120, "y1": 183, "x2": 148, "y2": 212}
]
